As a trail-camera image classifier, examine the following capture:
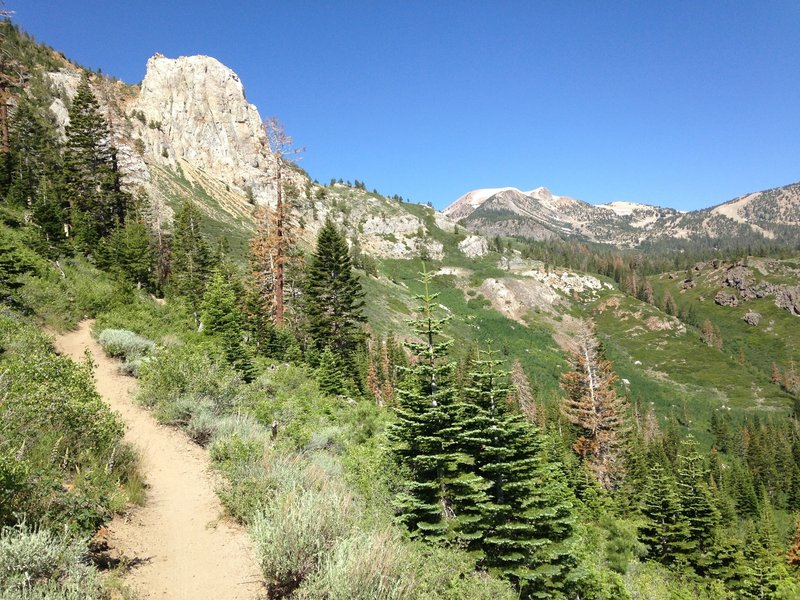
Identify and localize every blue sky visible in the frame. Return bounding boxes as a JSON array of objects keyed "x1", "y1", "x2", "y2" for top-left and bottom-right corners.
[{"x1": 14, "y1": 1, "x2": 800, "y2": 210}]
